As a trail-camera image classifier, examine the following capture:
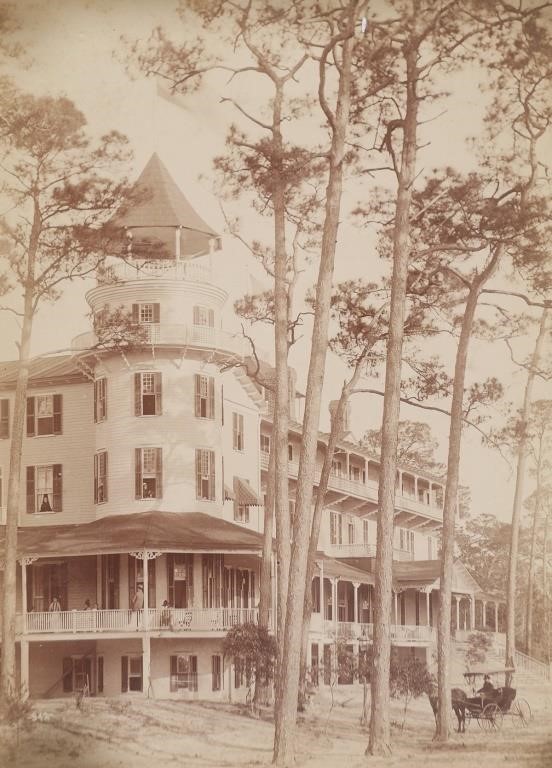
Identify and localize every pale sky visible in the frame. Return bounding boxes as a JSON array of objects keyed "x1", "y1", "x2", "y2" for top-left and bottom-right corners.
[{"x1": 1, "y1": 0, "x2": 549, "y2": 524}]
